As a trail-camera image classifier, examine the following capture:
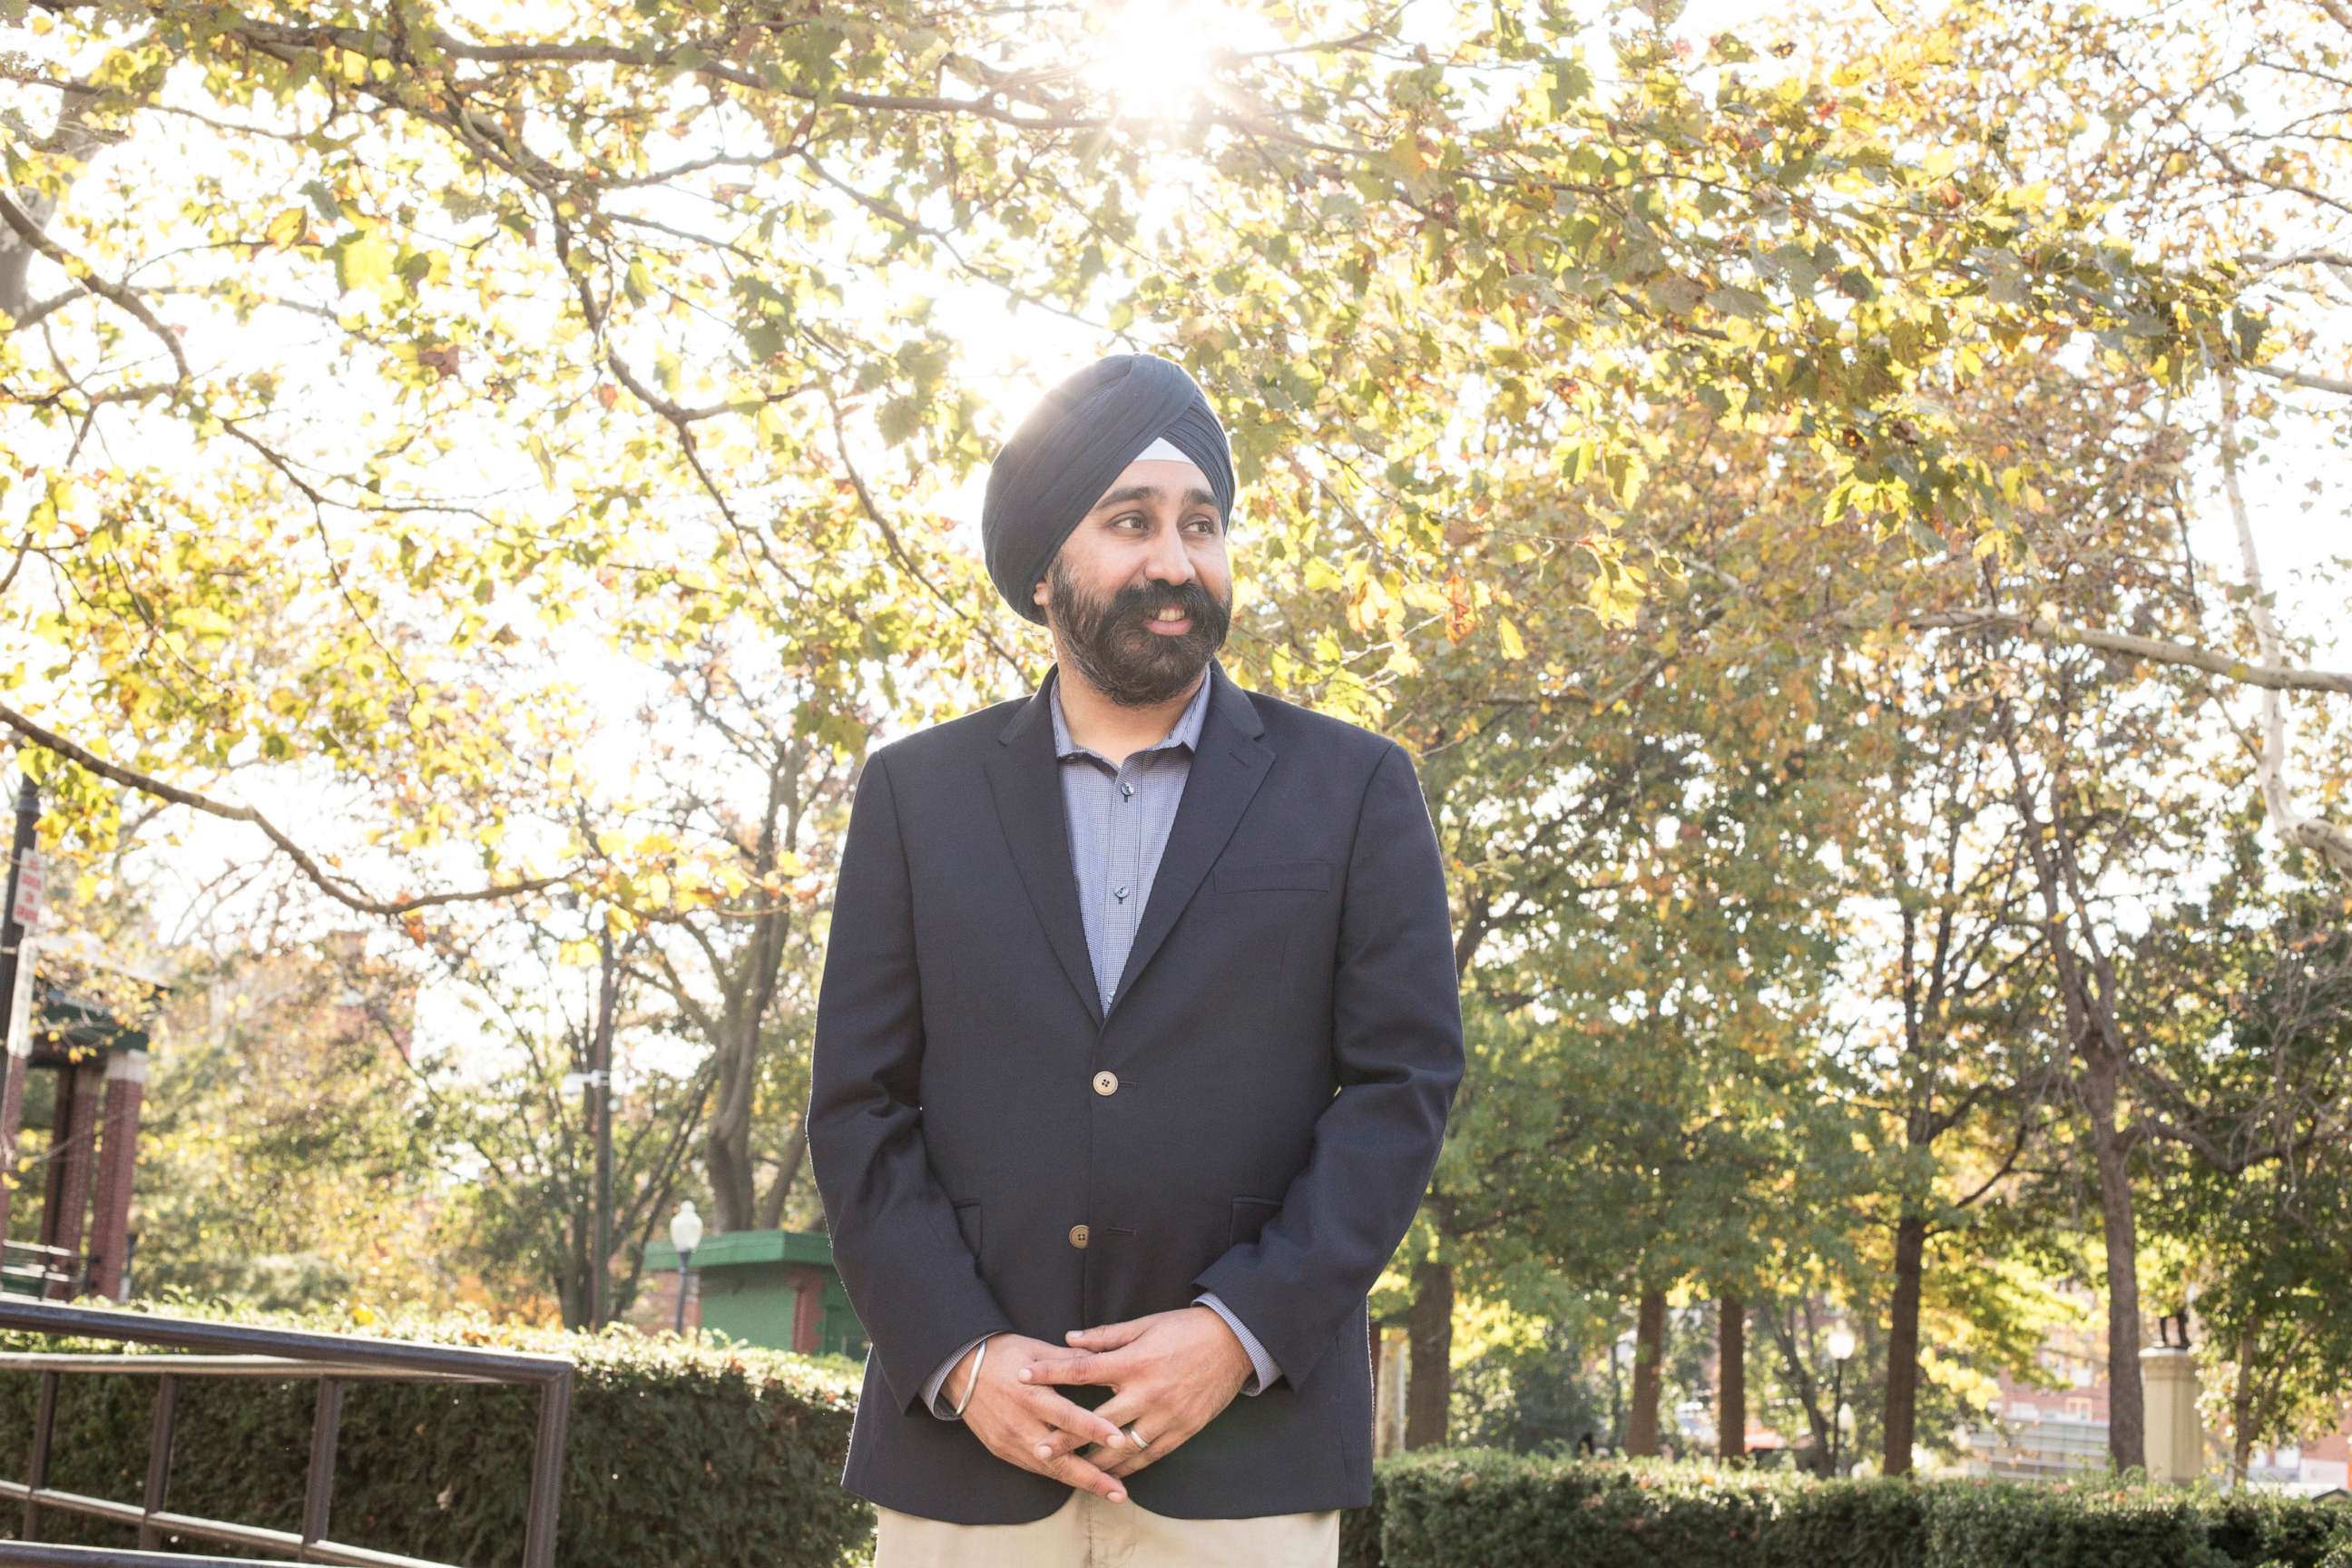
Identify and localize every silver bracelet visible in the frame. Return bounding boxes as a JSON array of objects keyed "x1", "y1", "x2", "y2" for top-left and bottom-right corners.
[{"x1": 948, "y1": 1335, "x2": 991, "y2": 1417}]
